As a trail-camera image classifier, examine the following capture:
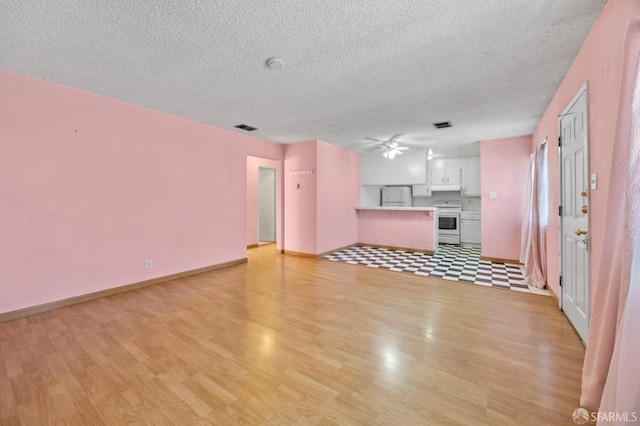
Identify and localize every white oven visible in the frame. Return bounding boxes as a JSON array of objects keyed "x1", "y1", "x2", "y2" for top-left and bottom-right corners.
[{"x1": 434, "y1": 201, "x2": 462, "y2": 245}]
